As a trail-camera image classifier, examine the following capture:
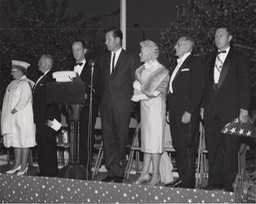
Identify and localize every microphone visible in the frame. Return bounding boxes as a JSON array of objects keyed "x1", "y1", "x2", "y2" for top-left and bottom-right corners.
[
  {"x1": 87, "y1": 60, "x2": 95, "y2": 177},
  {"x1": 88, "y1": 60, "x2": 95, "y2": 67},
  {"x1": 88, "y1": 60, "x2": 95, "y2": 77}
]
